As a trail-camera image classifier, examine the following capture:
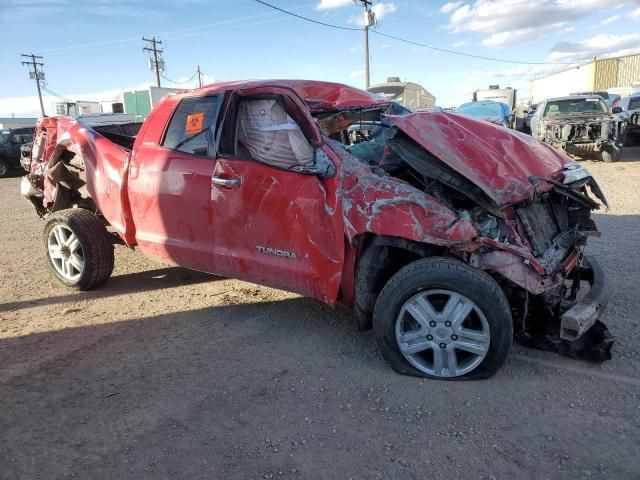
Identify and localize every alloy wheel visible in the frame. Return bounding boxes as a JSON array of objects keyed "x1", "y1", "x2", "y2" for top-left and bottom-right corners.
[
  {"x1": 395, "y1": 289, "x2": 491, "y2": 377},
  {"x1": 47, "y1": 224, "x2": 85, "y2": 282}
]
